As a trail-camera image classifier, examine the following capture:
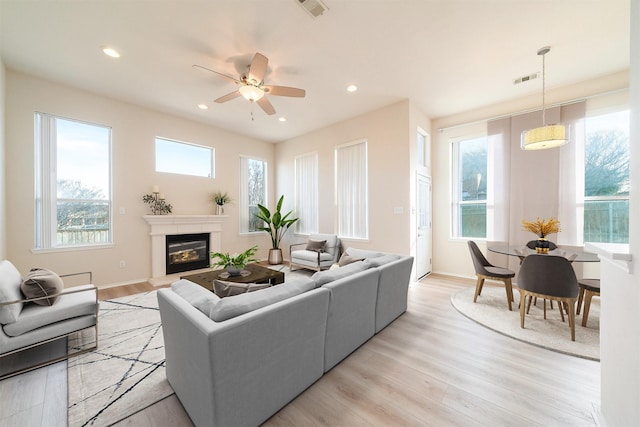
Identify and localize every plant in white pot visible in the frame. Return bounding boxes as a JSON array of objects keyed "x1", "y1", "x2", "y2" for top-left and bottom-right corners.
[{"x1": 255, "y1": 195, "x2": 299, "y2": 265}]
